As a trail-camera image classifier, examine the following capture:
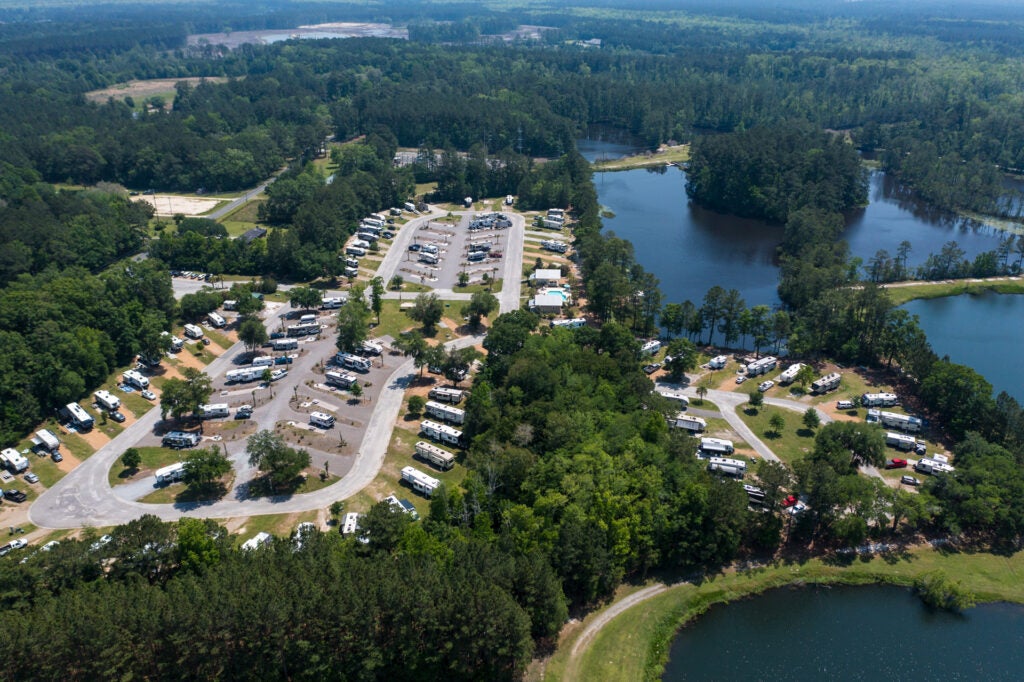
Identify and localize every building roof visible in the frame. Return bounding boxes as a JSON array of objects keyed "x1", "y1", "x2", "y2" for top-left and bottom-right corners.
[
  {"x1": 240, "y1": 227, "x2": 268, "y2": 243},
  {"x1": 529, "y1": 269, "x2": 563, "y2": 281},
  {"x1": 529, "y1": 293, "x2": 564, "y2": 308}
]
